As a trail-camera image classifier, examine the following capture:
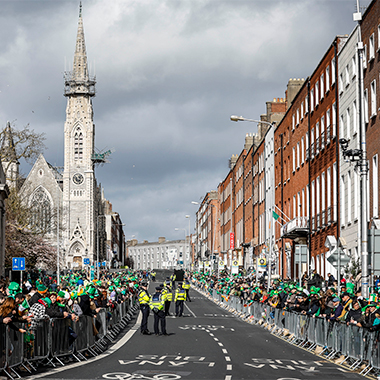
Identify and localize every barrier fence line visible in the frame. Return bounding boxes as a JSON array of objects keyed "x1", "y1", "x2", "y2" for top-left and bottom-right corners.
[
  {"x1": 0, "y1": 295, "x2": 139, "y2": 380},
  {"x1": 192, "y1": 280, "x2": 380, "y2": 377}
]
